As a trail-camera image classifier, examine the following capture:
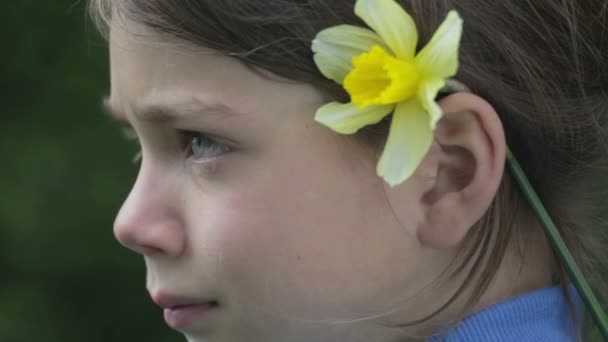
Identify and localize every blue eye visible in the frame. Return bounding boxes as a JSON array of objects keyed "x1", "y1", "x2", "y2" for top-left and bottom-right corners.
[{"x1": 184, "y1": 131, "x2": 230, "y2": 161}]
